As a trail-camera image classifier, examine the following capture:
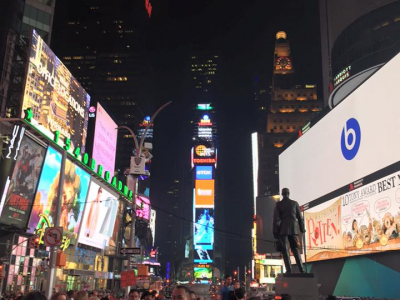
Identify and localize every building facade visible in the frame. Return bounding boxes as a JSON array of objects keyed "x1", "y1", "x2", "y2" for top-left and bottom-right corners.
[
  {"x1": 52, "y1": 0, "x2": 155, "y2": 175},
  {"x1": 319, "y1": 0, "x2": 400, "y2": 104},
  {"x1": 257, "y1": 32, "x2": 323, "y2": 196}
]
